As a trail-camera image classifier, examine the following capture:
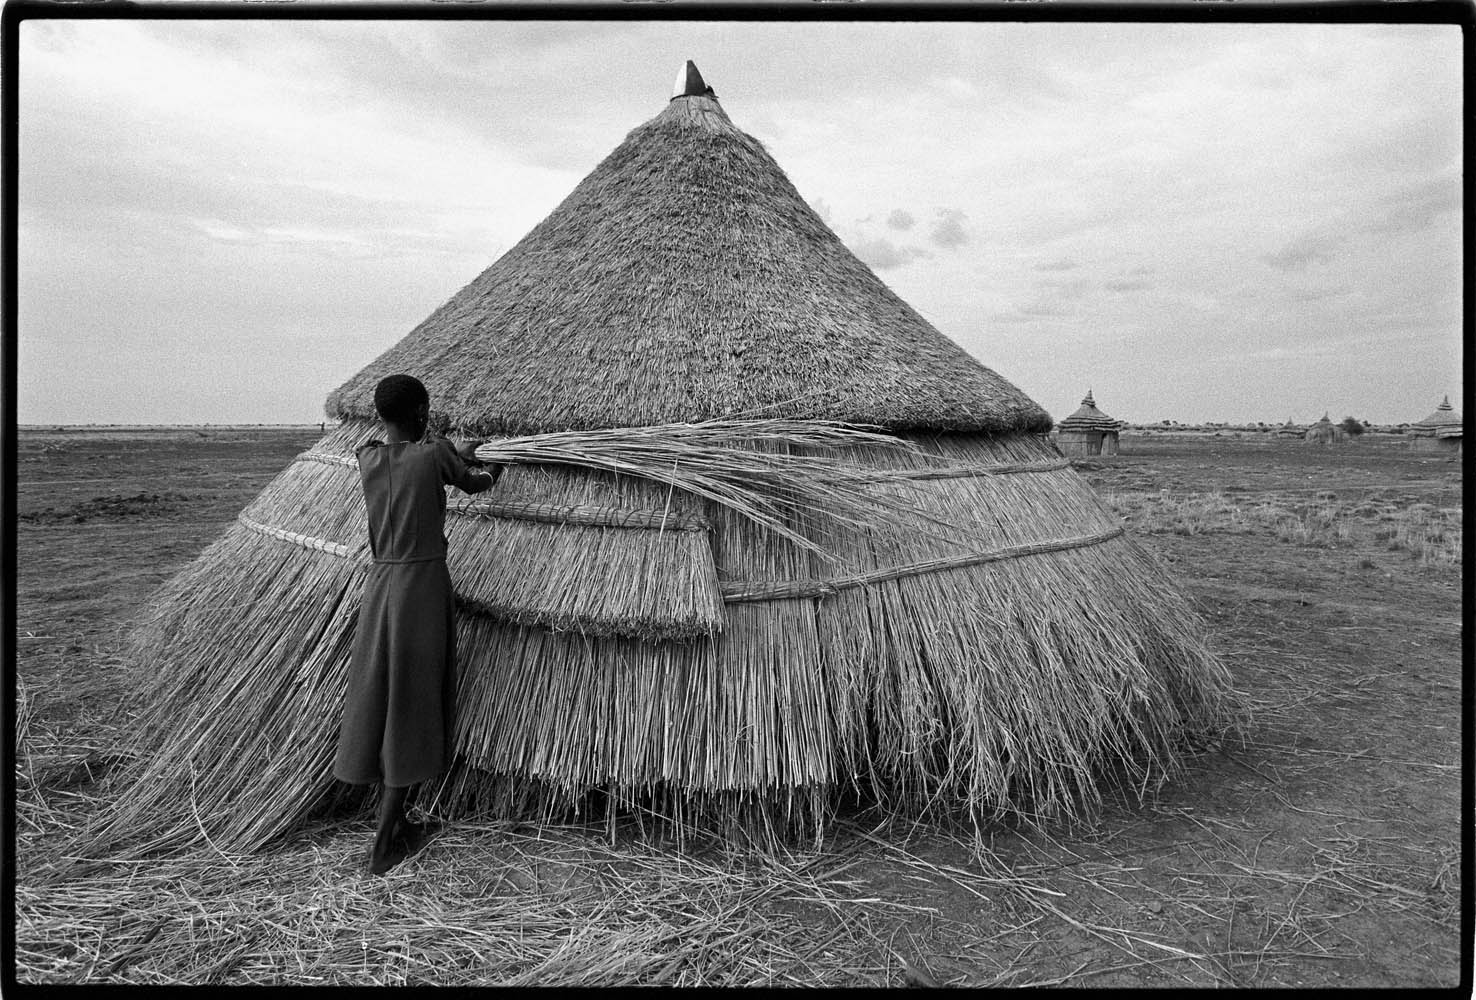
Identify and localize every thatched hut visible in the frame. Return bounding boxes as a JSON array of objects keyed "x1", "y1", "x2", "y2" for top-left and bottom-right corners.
[
  {"x1": 1409, "y1": 395, "x2": 1462, "y2": 453},
  {"x1": 1055, "y1": 390, "x2": 1123, "y2": 456},
  {"x1": 102, "y1": 63, "x2": 1237, "y2": 853},
  {"x1": 1274, "y1": 418, "x2": 1303, "y2": 439},
  {"x1": 1304, "y1": 412, "x2": 1344, "y2": 446}
]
